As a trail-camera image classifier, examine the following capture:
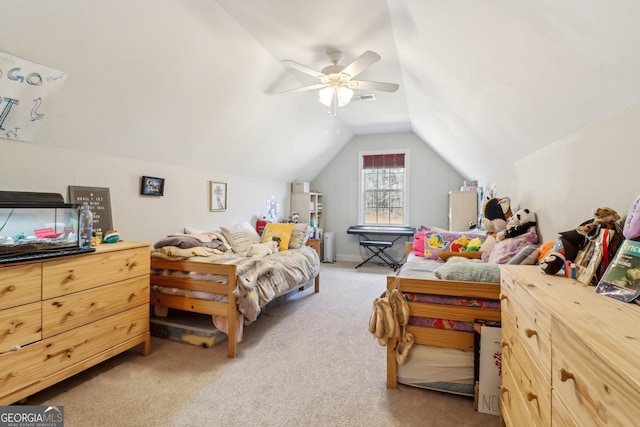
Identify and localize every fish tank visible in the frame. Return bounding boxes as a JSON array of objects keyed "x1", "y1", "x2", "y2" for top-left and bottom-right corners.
[{"x1": 0, "y1": 191, "x2": 93, "y2": 264}]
